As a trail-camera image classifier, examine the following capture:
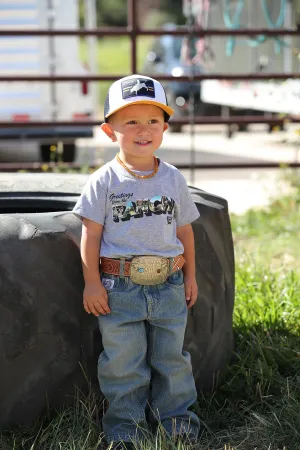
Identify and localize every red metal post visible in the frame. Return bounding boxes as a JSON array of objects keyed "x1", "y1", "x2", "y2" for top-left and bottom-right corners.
[
  {"x1": 0, "y1": 117, "x2": 299, "y2": 127},
  {"x1": 1, "y1": 161, "x2": 300, "y2": 172},
  {"x1": 0, "y1": 74, "x2": 299, "y2": 82},
  {"x1": 0, "y1": 28, "x2": 298, "y2": 36},
  {"x1": 128, "y1": 0, "x2": 138, "y2": 74}
]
